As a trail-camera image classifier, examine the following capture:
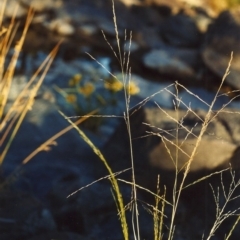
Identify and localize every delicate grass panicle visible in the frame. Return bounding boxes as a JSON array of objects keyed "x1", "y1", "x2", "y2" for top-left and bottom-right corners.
[{"x1": 66, "y1": 1, "x2": 240, "y2": 240}]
